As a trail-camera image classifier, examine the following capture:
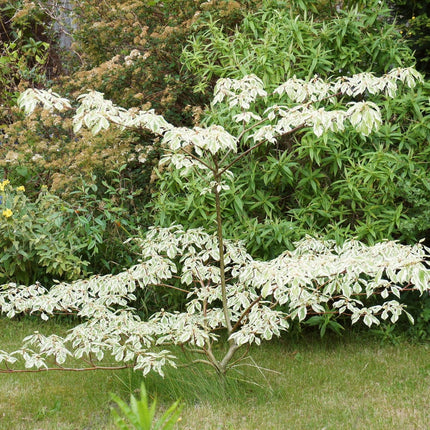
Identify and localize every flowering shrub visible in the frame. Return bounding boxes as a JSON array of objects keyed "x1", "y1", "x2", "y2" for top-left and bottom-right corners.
[
  {"x1": 0, "y1": 68, "x2": 429, "y2": 377},
  {"x1": 0, "y1": 180, "x2": 89, "y2": 284},
  {"x1": 0, "y1": 174, "x2": 148, "y2": 285}
]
